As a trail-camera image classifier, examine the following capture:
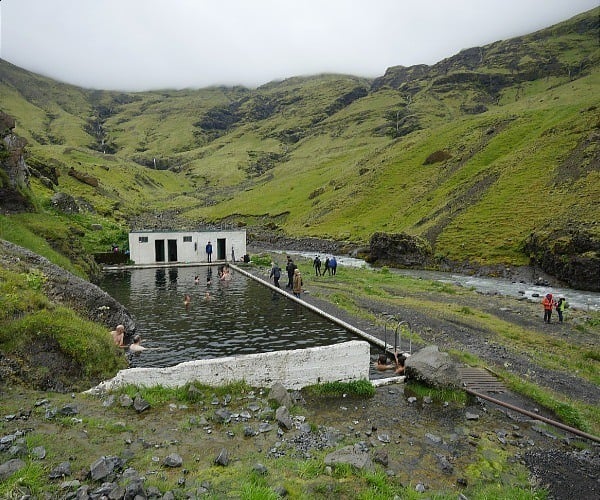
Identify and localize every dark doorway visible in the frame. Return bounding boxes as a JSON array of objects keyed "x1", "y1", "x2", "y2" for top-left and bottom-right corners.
[
  {"x1": 155, "y1": 240, "x2": 165, "y2": 262},
  {"x1": 217, "y1": 238, "x2": 226, "y2": 260},
  {"x1": 168, "y1": 239, "x2": 178, "y2": 262}
]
